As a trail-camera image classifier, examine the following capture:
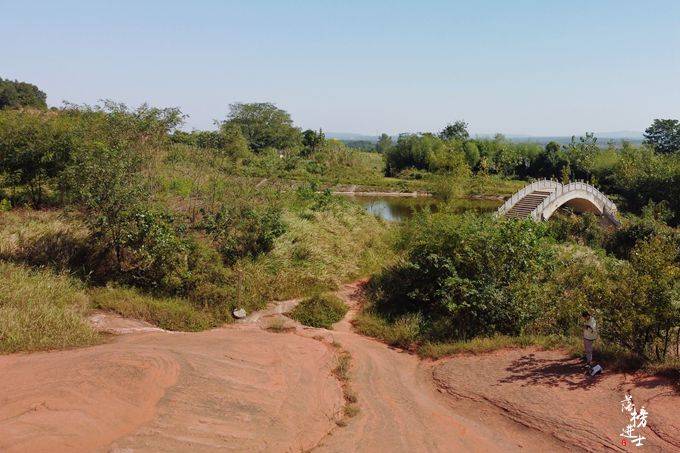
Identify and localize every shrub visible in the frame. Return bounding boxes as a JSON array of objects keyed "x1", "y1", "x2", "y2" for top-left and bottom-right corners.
[
  {"x1": 371, "y1": 213, "x2": 553, "y2": 341},
  {"x1": 0, "y1": 109, "x2": 77, "y2": 205},
  {"x1": 289, "y1": 293, "x2": 348, "y2": 329},
  {"x1": 547, "y1": 211, "x2": 609, "y2": 249},
  {"x1": 600, "y1": 235, "x2": 680, "y2": 361},
  {"x1": 200, "y1": 202, "x2": 286, "y2": 265}
]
